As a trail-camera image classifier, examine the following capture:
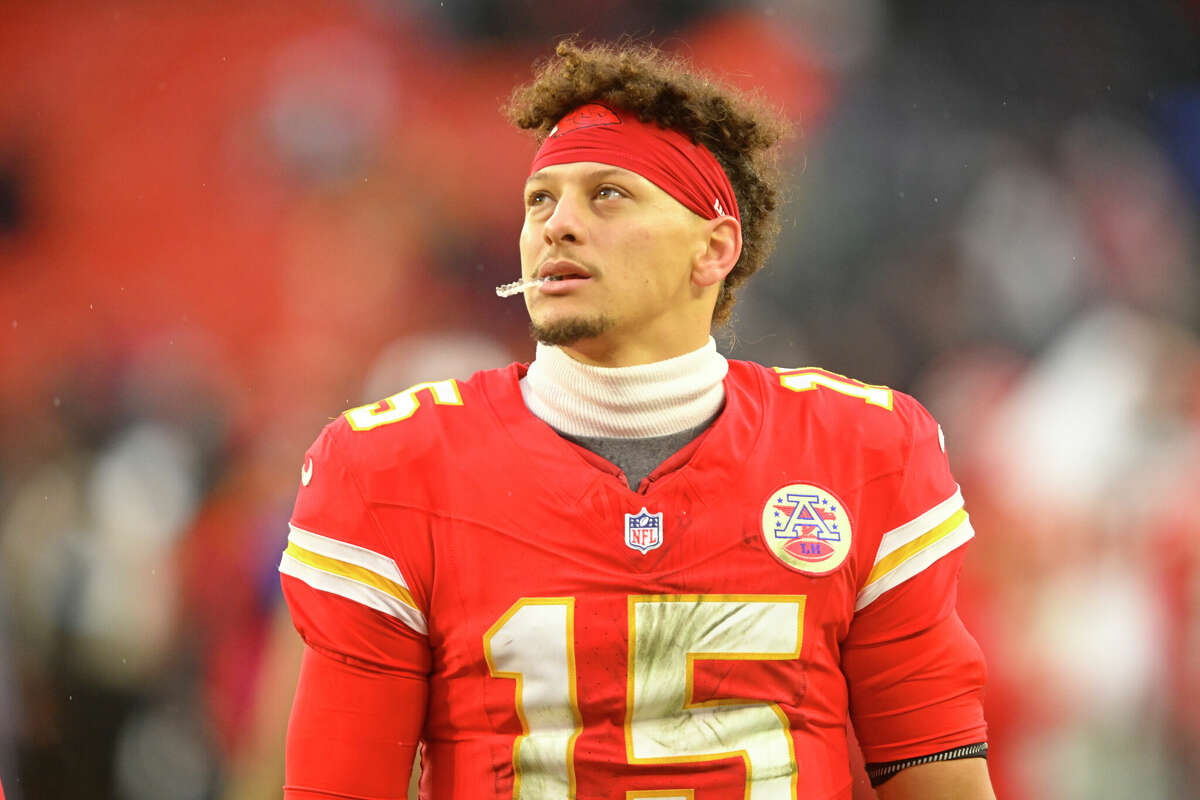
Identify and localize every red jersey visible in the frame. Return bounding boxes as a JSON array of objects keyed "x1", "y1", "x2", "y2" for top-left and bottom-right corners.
[{"x1": 280, "y1": 361, "x2": 986, "y2": 799}]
